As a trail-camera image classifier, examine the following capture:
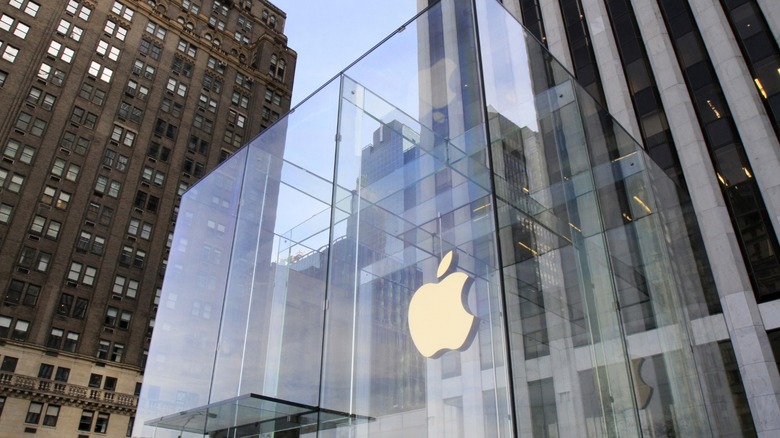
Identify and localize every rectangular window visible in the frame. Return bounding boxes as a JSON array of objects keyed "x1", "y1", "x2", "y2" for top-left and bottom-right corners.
[
  {"x1": 96, "y1": 340, "x2": 110, "y2": 360},
  {"x1": 104, "y1": 307, "x2": 118, "y2": 326},
  {"x1": 2, "y1": 44, "x2": 20, "y2": 63},
  {"x1": 0, "y1": 203, "x2": 11, "y2": 223},
  {"x1": 12, "y1": 319, "x2": 29, "y2": 340},
  {"x1": 47, "y1": 328, "x2": 63, "y2": 348},
  {"x1": 57, "y1": 293, "x2": 73, "y2": 315},
  {"x1": 0, "y1": 317, "x2": 11, "y2": 338},
  {"x1": 42, "y1": 404, "x2": 60, "y2": 427},
  {"x1": 0, "y1": 355, "x2": 17, "y2": 371},
  {"x1": 5, "y1": 279, "x2": 23, "y2": 304},
  {"x1": 111, "y1": 1, "x2": 134, "y2": 21},
  {"x1": 78, "y1": 410, "x2": 94, "y2": 431},
  {"x1": 95, "y1": 412, "x2": 110, "y2": 433},
  {"x1": 110, "y1": 345, "x2": 123, "y2": 362},
  {"x1": 119, "y1": 310, "x2": 131, "y2": 330},
  {"x1": 25, "y1": 401, "x2": 42, "y2": 424},
  {"x1": 73, "y1": 298, "x2": 88, "y2": 319},
  {"x1": 64, "y1": 331, "x2": 78, "y2": 352}
]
